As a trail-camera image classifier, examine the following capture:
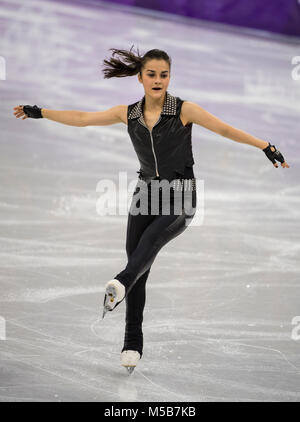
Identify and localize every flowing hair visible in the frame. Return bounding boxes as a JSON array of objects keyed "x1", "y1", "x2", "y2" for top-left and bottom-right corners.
[{"x1": 102, "y1": 44, "x2": 171, "y2": 79}]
